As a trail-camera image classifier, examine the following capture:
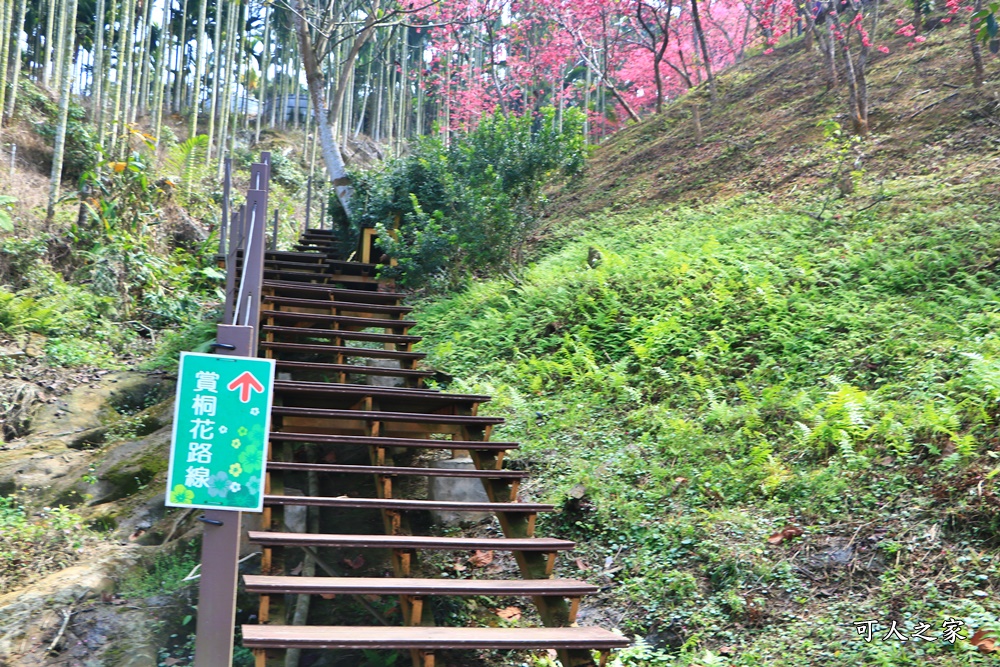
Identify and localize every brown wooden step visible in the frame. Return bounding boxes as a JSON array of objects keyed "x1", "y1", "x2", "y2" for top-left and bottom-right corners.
[
  {"x1": 272, "y1": 381, "x2": 494, "y2": 405},
  {"x1": 263, "y1": 281, "x2": 407, "y2": 303},
  {"x1": 263, "y1": 269, "x2": 332, "y2": 281},
  {"x1": 259, "y1": 341, "x2": 425, "y2": 361},
  {"x1": 271, "y1": 406, "x2": 503, "y2": 426},
  {"x1": 262, "y1": 309, "x2": 417, "y2": 330},
  {"x1": 248, "y1": 531, "x2": 566, "y2": 552},
  {"x1": 263, "y1": 494, "x2": 551, "y2": 513},
  {"x1": 261, "y1": 325, "x2": 421, "y2": 346},
  {"x1": 243, "y1": 575, "x2": 595, "y2": 597},
  {"x1": 263, "y1": 295, "x2": 412, "y2": 315},
  {"x1": 266, "y1": 461, "x2": 527, "y2": 479},
  {"x1": 274, "y1": 360, "x2": 433, "y2": 379},
  {"x1": 242, "y1": 625, "x2": 629, "y2": 650},
  {"x1": 268, "y1": 432, "x2": 518, "y2": 452}
]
